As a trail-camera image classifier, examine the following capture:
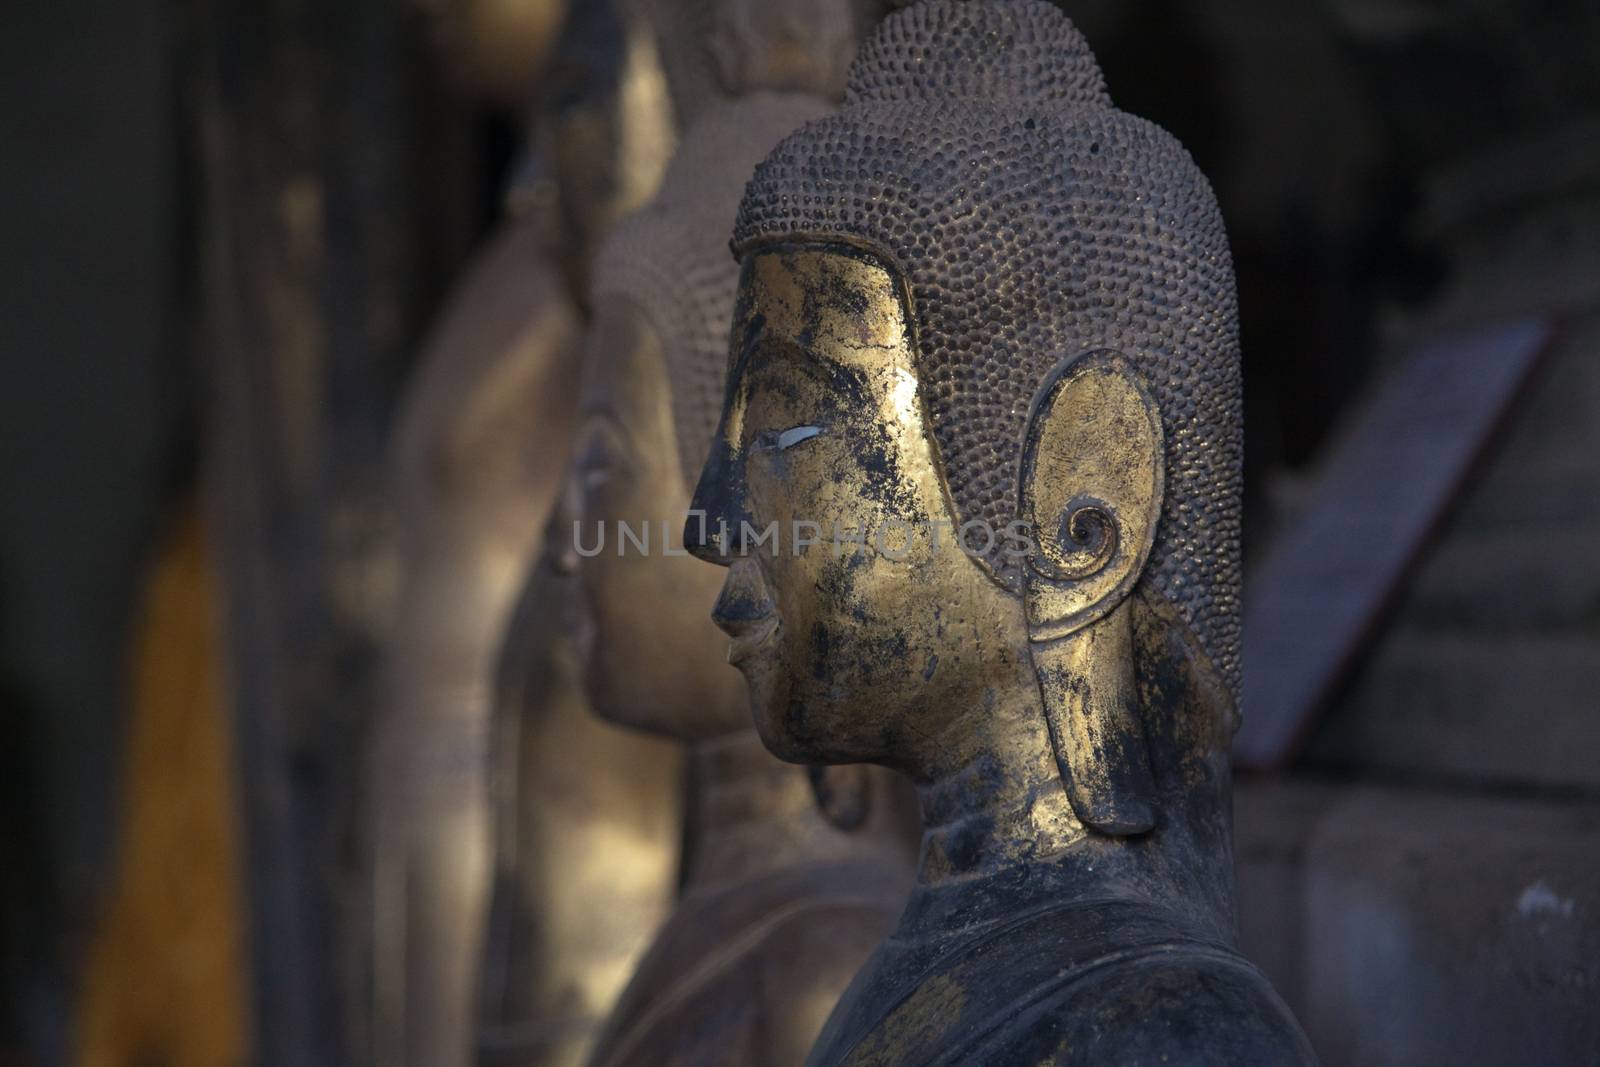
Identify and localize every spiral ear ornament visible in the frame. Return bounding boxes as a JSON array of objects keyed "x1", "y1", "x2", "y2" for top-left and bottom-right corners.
[
  {"x1": 1018, "y1": 350, "x2": 1162, "y2": 639},
  {"x1": 1035, "y1": 496, "x2": 1120, "y2": 582},
  {"x1": 1018, "y1": 351, "x2": 1164, "y2": 835}
]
